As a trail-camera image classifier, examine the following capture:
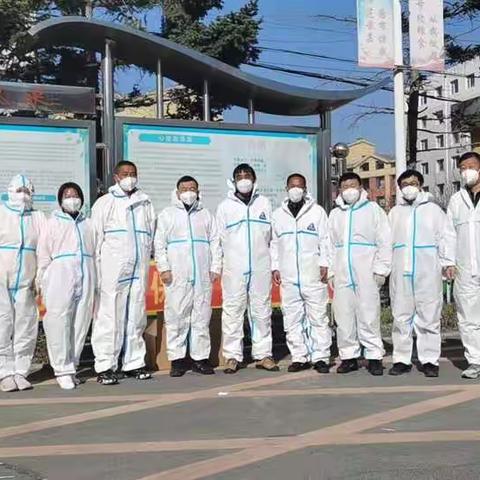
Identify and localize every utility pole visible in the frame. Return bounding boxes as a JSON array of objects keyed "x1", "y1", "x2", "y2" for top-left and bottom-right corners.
[{"x1": 393, "y1": 0, "x2": 407, "y2": 182}]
